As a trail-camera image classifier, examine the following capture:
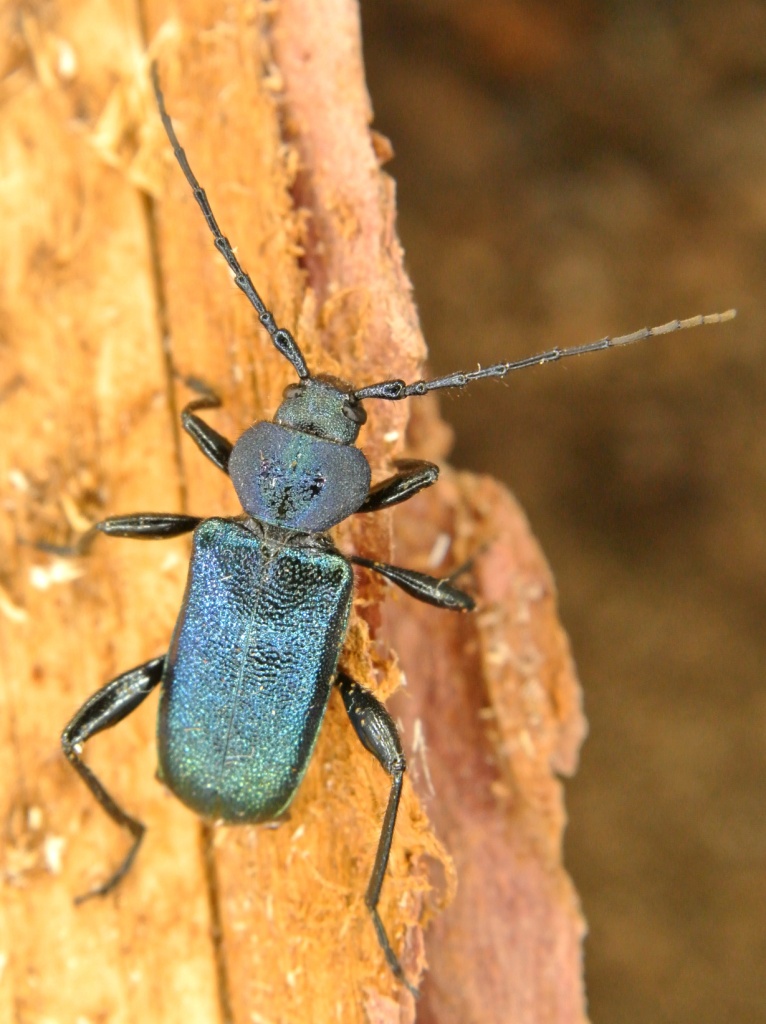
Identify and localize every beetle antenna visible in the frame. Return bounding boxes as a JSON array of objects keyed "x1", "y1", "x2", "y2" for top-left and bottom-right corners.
[
  {"x1": 353, "y1": 309, "x2": 736, "y2": 402},
  {"x1": 151, "y1": 63, "x2": 310, "y2": 380}
]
